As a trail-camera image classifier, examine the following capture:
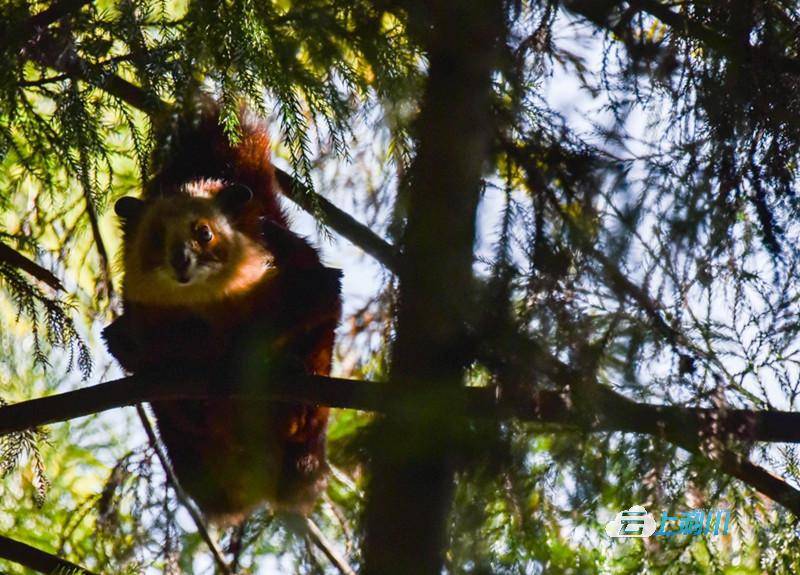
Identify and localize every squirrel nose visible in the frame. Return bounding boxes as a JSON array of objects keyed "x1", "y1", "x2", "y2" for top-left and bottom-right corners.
[{"x1": 170, "y1": 247, "x2": 192, "y2": 279}]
